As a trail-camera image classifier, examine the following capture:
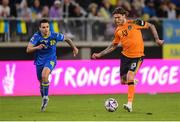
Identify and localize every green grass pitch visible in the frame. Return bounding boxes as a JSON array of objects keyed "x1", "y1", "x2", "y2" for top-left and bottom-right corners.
[{"x1": 0, "y1": 93, "x2": 180, "y2": 121}]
